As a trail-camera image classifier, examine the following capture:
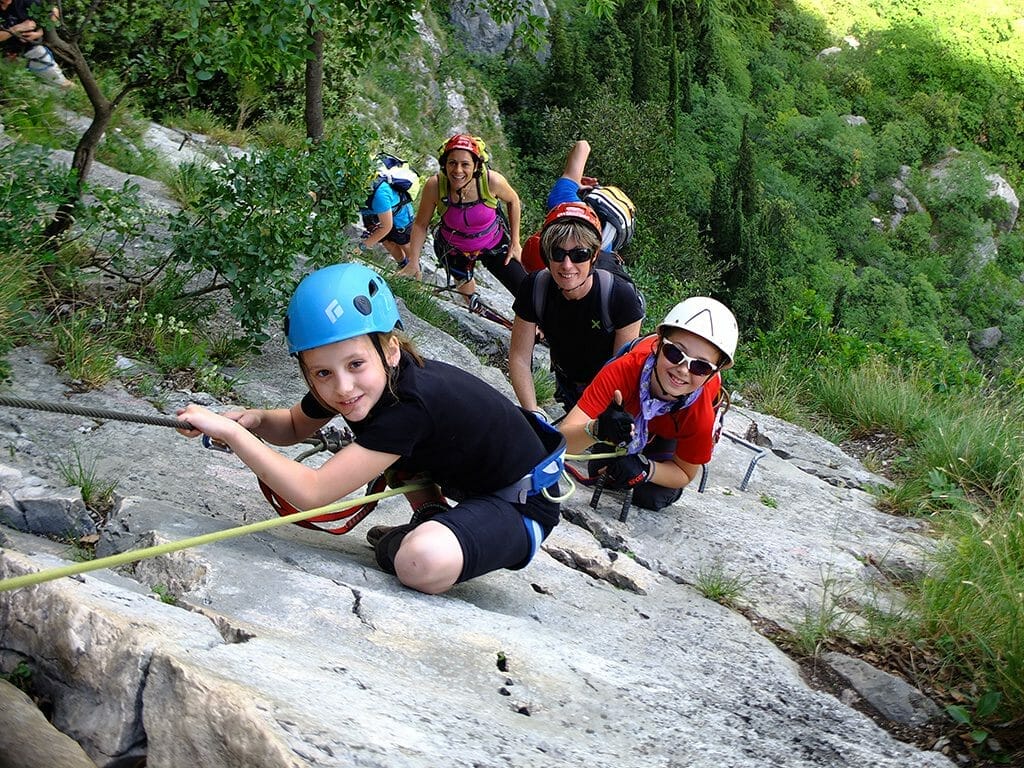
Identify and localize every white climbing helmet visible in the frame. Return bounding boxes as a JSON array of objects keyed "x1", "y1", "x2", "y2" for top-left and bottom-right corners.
[{"x1": 660, "y1": 297, "x2": 738, "y2": 370}]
